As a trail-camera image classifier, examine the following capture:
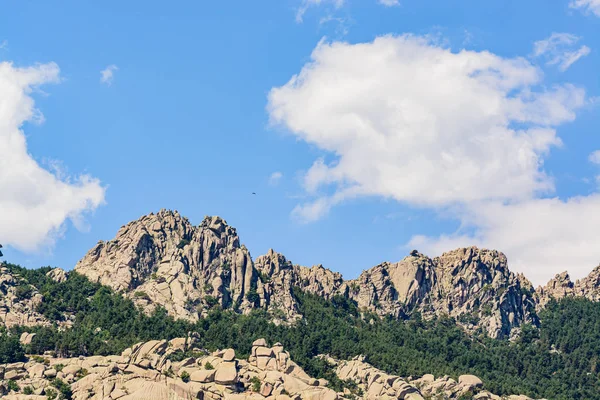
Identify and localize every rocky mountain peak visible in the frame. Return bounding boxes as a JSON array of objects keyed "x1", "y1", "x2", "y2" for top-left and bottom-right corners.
[{"x1": 75, "y1": 210, "x2": 255, "y2": 321}]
